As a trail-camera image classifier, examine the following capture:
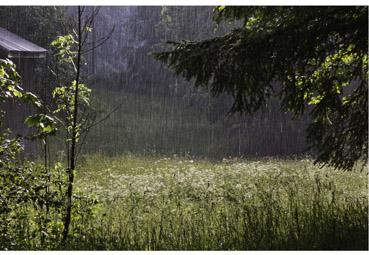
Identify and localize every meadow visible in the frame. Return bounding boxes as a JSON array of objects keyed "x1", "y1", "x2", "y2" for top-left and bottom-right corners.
[
  {"x1": 0, "y1": 5, "x2": 367, "y2": 252},
  {"x1": 61, "y1": 154, "x2": 367, "y2": 250}
]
